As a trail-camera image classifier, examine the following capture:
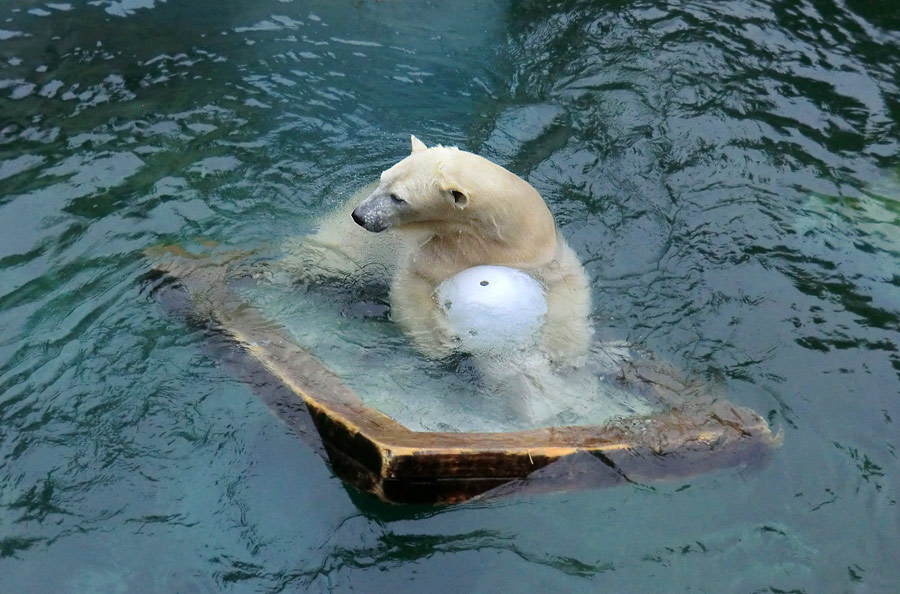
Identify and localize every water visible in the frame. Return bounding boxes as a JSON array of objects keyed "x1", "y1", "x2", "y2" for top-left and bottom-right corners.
[
  {"x1": 240, "y1": 271, "x2": 656, "y2": 432},
  {"x1": 1, "y1": 0, "x2": 898, "y2": 592}
]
